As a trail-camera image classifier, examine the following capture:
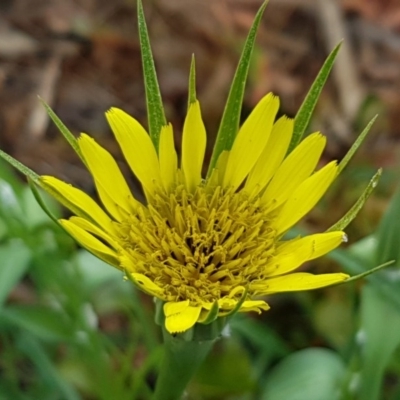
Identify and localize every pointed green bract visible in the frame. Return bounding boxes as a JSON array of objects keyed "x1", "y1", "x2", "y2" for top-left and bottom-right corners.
[
  {"x1": 225, "y1": 287, "x2": 249, "y2": 319},
  {"x1": 342, "y1": 260, "x2": 394, "y2": 285},
  {"x1": 137, "y1": 0, "x2": 166, "y2": 151},
  {"x1": 0, "y1": 149, "x2": 40, "y2": 184},
  {"x1": 200, "y1": 301, "x2": 219, "y2": 325},
  {"x1": 338, "y1": 115, "x2": 378, "y2": 174},
  {"x1": 40, "y1": 98, "x2": 85, "y2": 164},
  {"x1": 327, "y1": 169, "x2": 381, "y2": 232},
  {"x1": 188, "y1": 54, "x2": 197, "y2": 106},
  {"x1": 207, "y1": 1, "x2": 268, "y2": 175},
  {"x1": 28, "y1": 179, "x2": 59, "y2": 225},
  {"x1": 288, "y1": 42, "x2": 342, "y2": 153}
]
